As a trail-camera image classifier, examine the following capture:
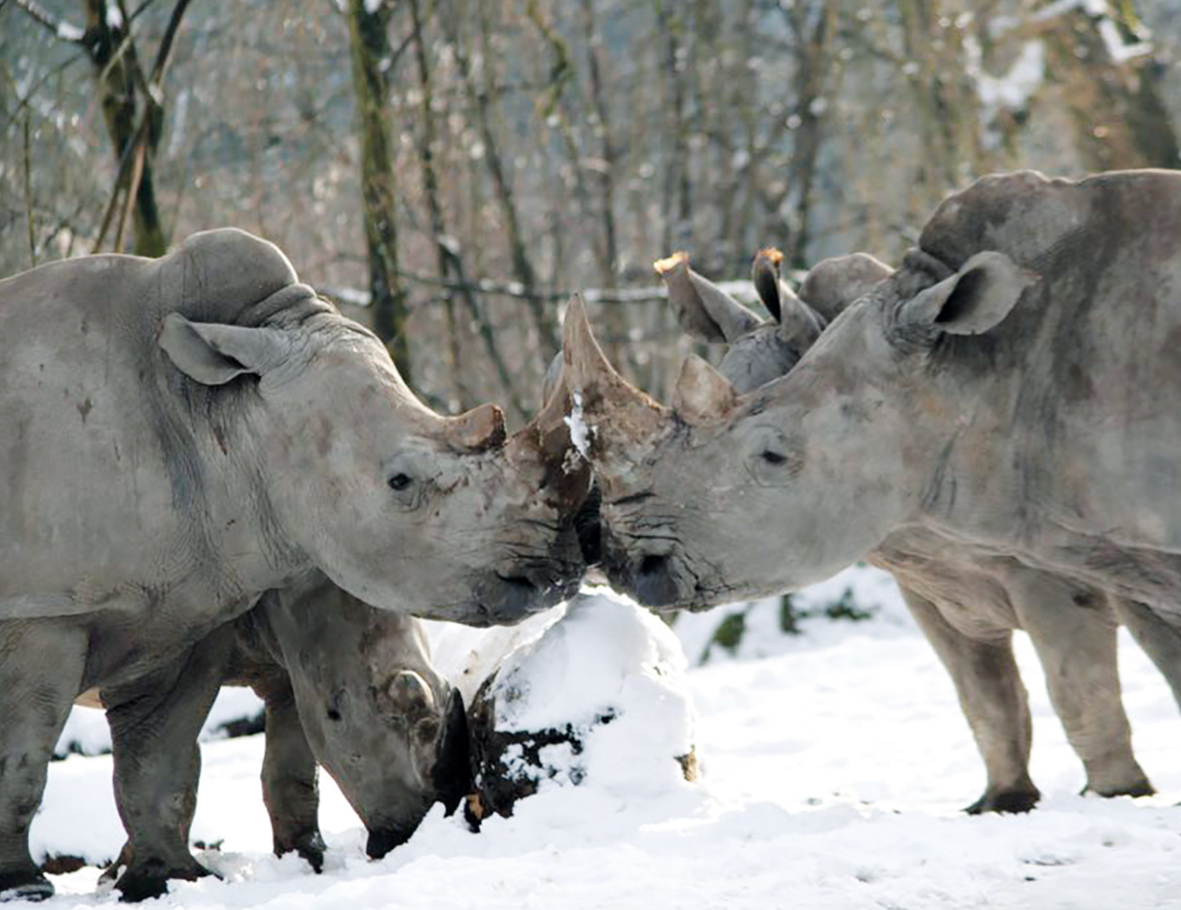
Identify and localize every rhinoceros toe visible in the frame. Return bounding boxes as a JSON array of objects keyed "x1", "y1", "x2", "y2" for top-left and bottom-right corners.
[
  {"x1": 0, "y1": 869, "x2": 54, "y2": 902},
  {"x1": 115, "y1": 857, "x2": 213, "y2": 903},
  {"x1": 965, "y1": 785, "x2": 1041, "y2": 815},
  {"x1": 292, "y1": 832, "x2": 326, "y2": 874}
]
